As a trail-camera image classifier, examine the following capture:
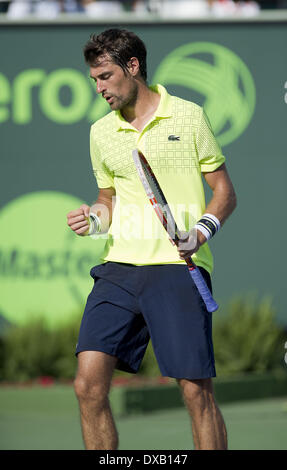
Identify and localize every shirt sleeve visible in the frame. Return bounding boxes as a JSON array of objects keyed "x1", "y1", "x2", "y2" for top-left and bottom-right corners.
[
  {"x1": 196, "y1": 109, "x2": 226, "y2": 173},
  {"x1": 90, "y1": 126, "x2": 115, "y2": 189}
]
